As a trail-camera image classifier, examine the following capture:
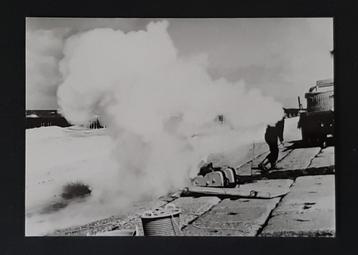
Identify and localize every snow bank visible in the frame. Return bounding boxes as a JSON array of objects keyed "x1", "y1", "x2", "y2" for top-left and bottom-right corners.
[{"x1": 26, "y1": 126, "x2": 119, "y2": 235}]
